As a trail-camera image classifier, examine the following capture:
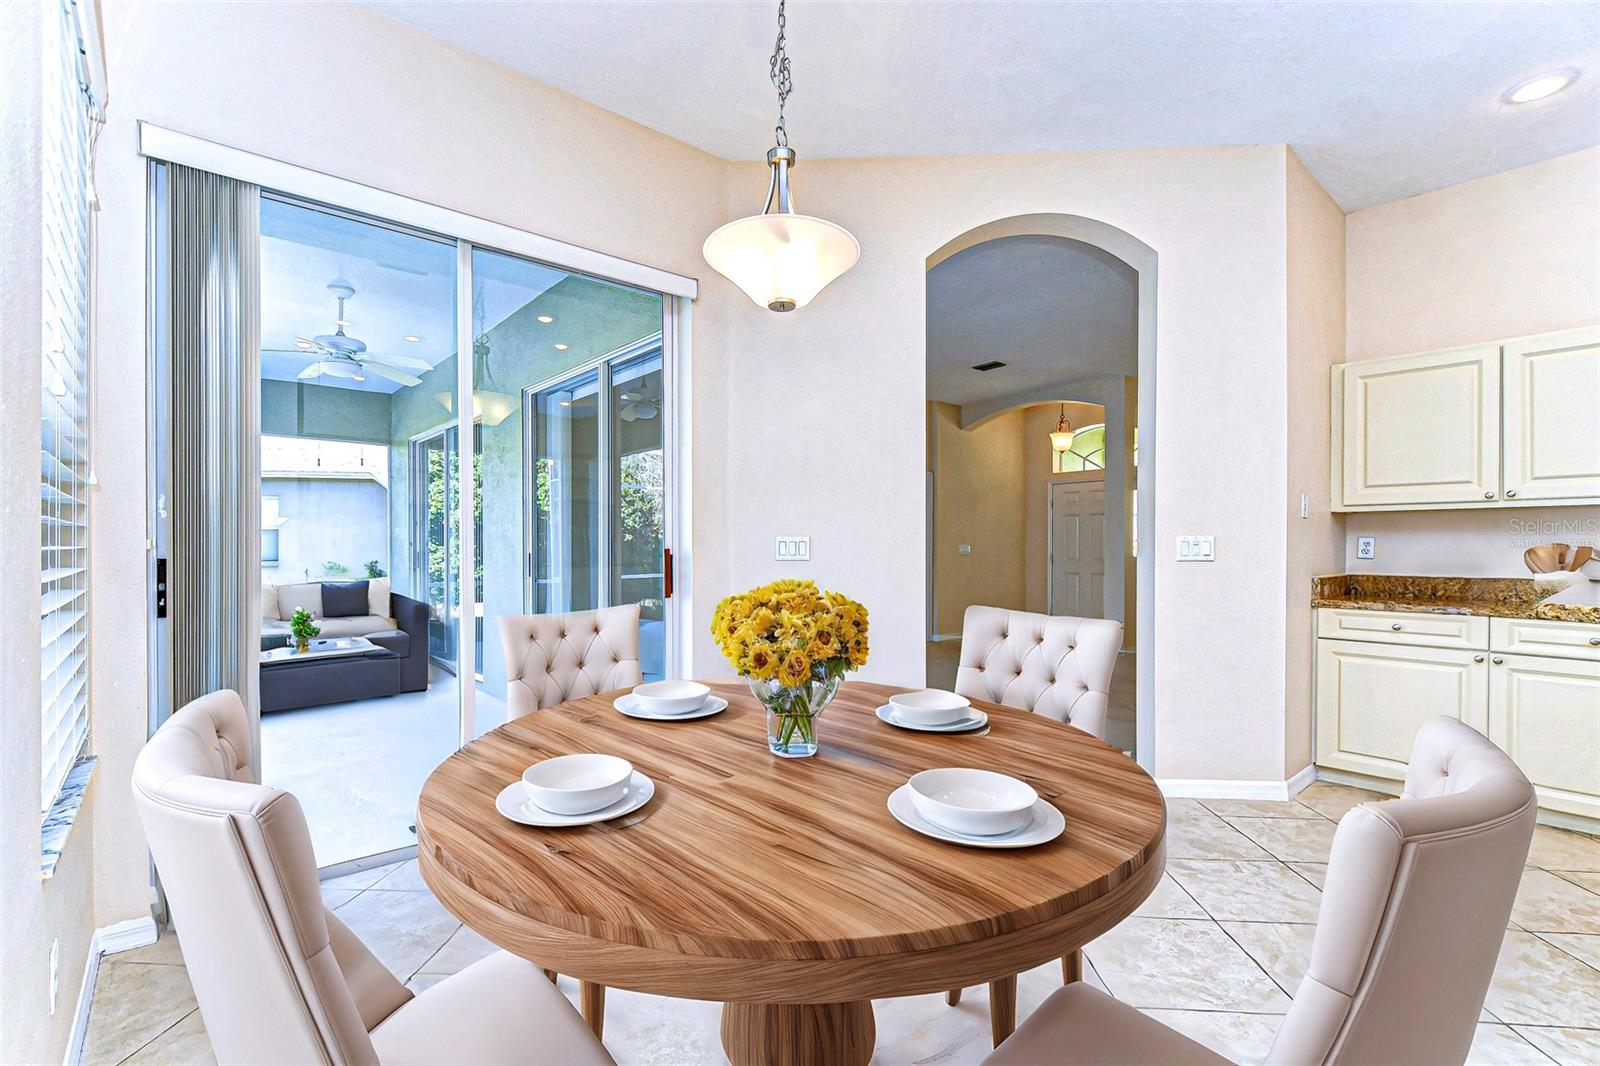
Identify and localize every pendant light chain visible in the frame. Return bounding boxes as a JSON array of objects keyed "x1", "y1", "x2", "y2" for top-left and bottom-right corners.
[{"x1": 770, "y1": 0, "x2": 793, "y2": 148}]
